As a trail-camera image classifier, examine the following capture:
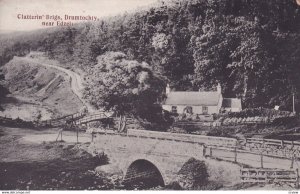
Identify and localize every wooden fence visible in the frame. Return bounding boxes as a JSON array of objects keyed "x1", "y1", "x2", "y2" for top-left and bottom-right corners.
[
  {"x1": 0, "y1": 116, "x2": 13, "y2": 122},
  {"x1": 0, "y1": 116, "x2": 34, "y2": 127},
  {"x1": 40, "y1": 111, "x2": 86, "y2": 127},
  {"x1": 245, "y1": 138, "x2": 300, "y2": 148},
  {"x1": 242, "y1": 138, "x2": 300, "y2": 158},
  {"x1": 240, "y1": 167, "x2": 299, "y2": 187},
  {"x1": 74, "y1": 112, "x2": 110, "y2": 125},
  {"x1": 205, "y1": 145, "x2": 300, "y2": 169},
  {"x1": 40, "y1": 111, "x2": 112, "y2": 127}
]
